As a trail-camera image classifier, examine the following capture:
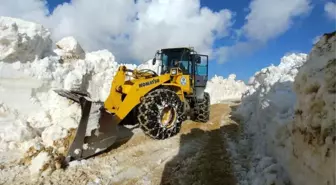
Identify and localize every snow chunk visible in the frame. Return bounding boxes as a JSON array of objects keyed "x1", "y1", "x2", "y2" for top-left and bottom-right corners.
[
  {"x1": 29, "y1": 151, "x2": 51, "y2": 174},
  {"x1": 41, "y1": 125, "x2": 68, "y2": 147},
  {"x1": 0, "y1": 16, "x2": 52, "y2": 62},
  {"x1": 54, "y1": 36, "x2": 85, "y2": 62}
]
